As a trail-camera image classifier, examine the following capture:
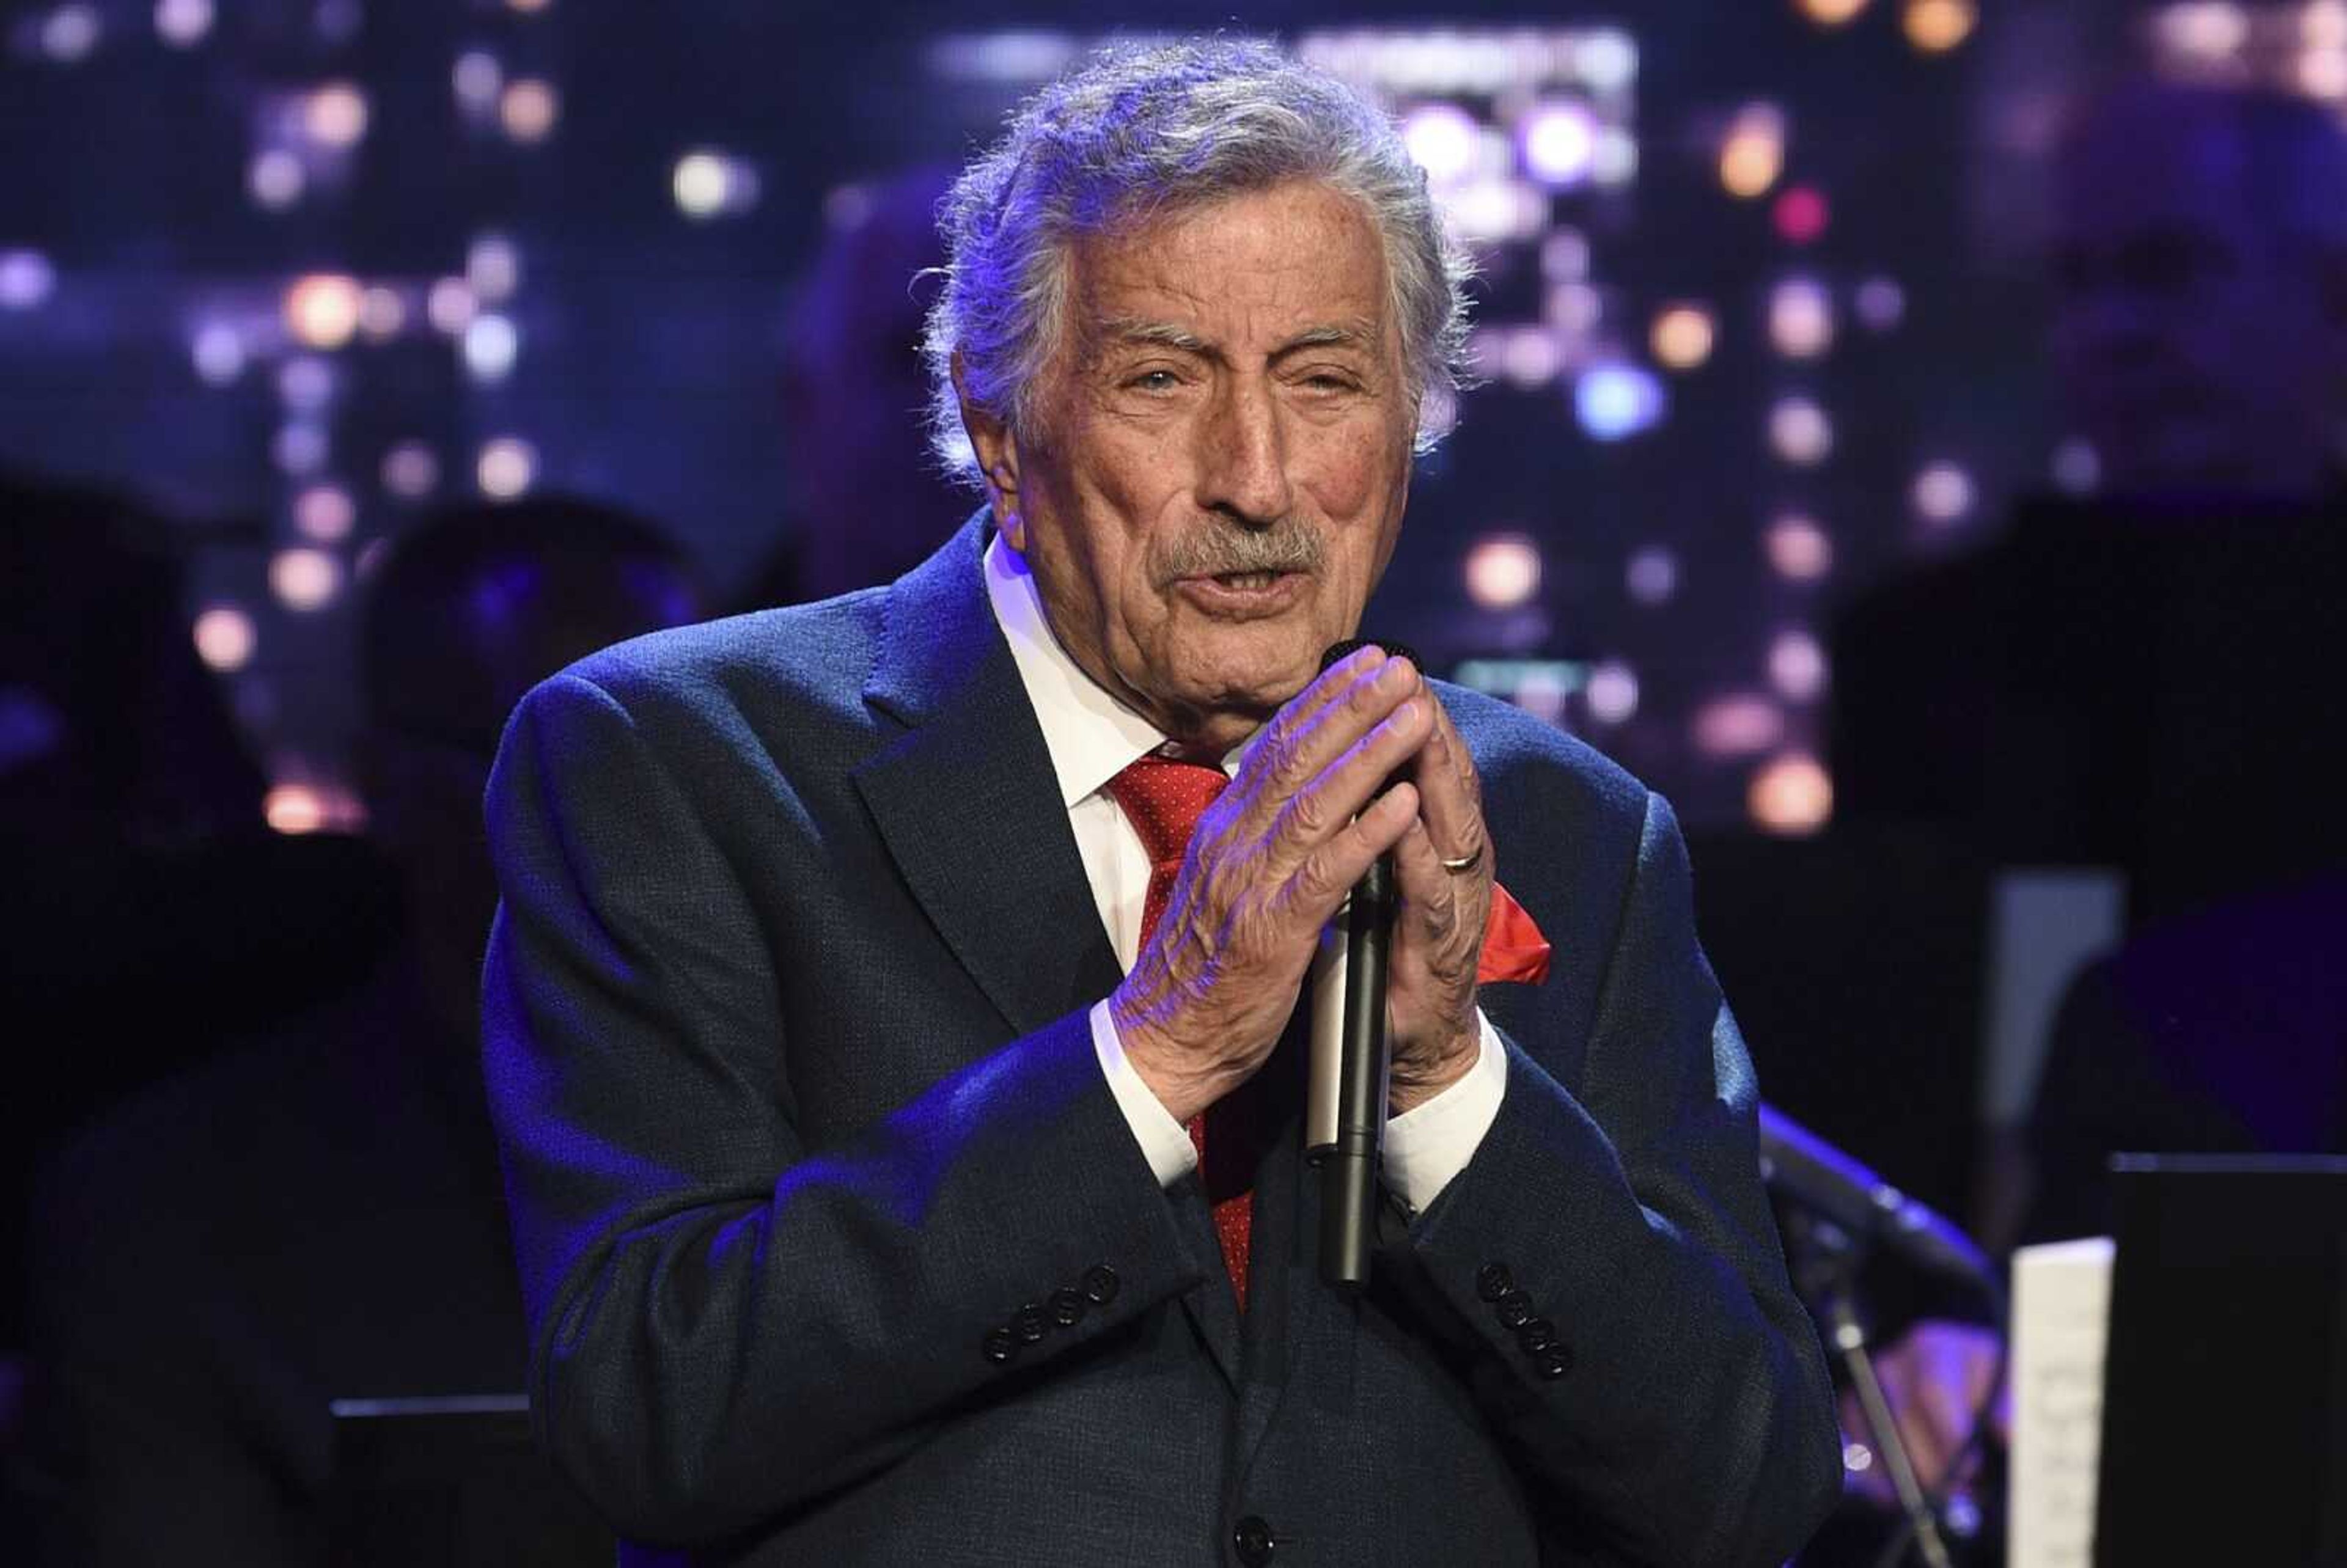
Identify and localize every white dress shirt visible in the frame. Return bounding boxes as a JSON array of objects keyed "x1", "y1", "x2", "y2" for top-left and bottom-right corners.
[{"x1": 983, "y1": 534, "x2": 1506, "y2": 1214}]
